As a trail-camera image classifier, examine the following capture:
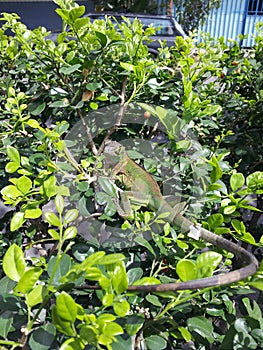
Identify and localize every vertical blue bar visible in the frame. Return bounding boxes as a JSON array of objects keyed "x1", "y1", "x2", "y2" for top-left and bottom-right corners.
[{"x1": 240, "y1": 0, "x2": 250, "y2": 46}]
